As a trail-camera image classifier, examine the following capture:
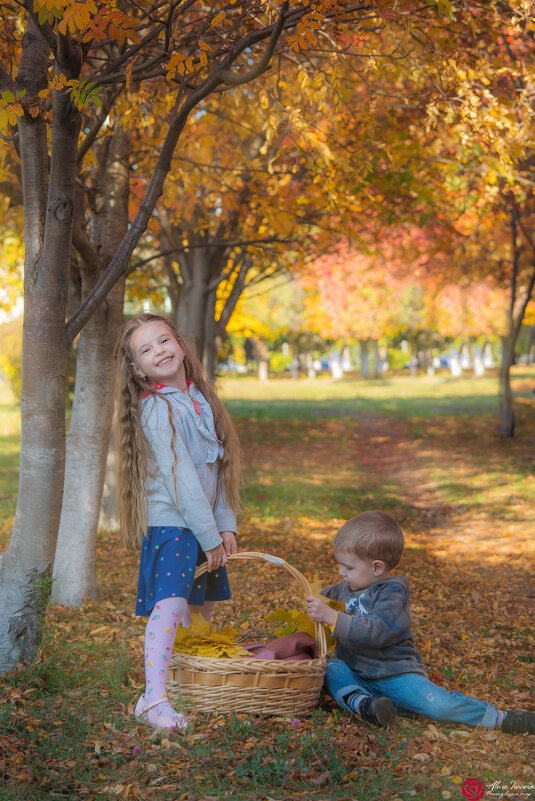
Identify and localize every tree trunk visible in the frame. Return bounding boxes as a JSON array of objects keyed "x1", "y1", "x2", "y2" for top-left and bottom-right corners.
[
  {"x1": 359, "y1": 339, "x2": 370, "y2": 377},
  {"x1": 372, "y1": 340, "x2": 383, "y2": 377},
  {"x1": 0, "y1": 46, "x2": 81, "y2": 669},
  {"x1": 527, "y1": 325, "x2": 535, "y2": 363},
  {"x1": 175, "y1": 248, "x2": 213, "y2": 358},
  {"x1": 203, "y1": 283, "x2": 220, "y2": 380},
  {"x1": 498, "y1": 202, "x2": 535, "y2": 438},
  {"x1": 204, "y1": 255, "x2": 251, "y2": 380},
  {"x1": 52, "y1": 128, "x2": 130, "y2": 606},
  {"x1": 500, "y1": 335, "x2": 515, "y2": 437}
]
